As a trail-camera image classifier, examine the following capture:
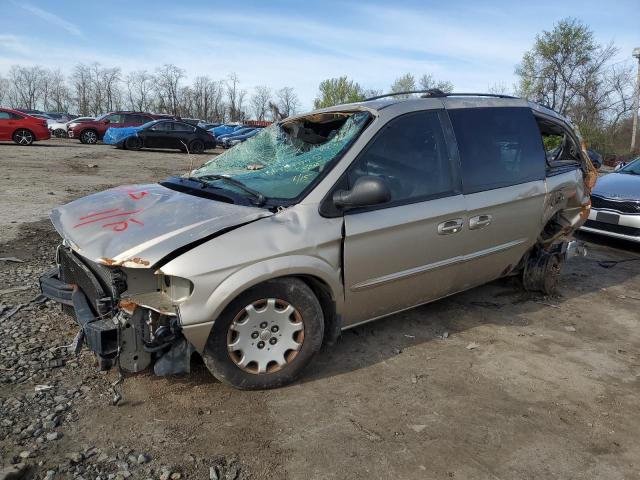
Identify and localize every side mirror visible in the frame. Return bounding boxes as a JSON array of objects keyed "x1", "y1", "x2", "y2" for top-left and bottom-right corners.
[
  {"x1": 333, "y1": 176, "x2": 391, "y2": 210},
  {"x1": 103, "y1": 119, "x2": 110, "y2": 124}
]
